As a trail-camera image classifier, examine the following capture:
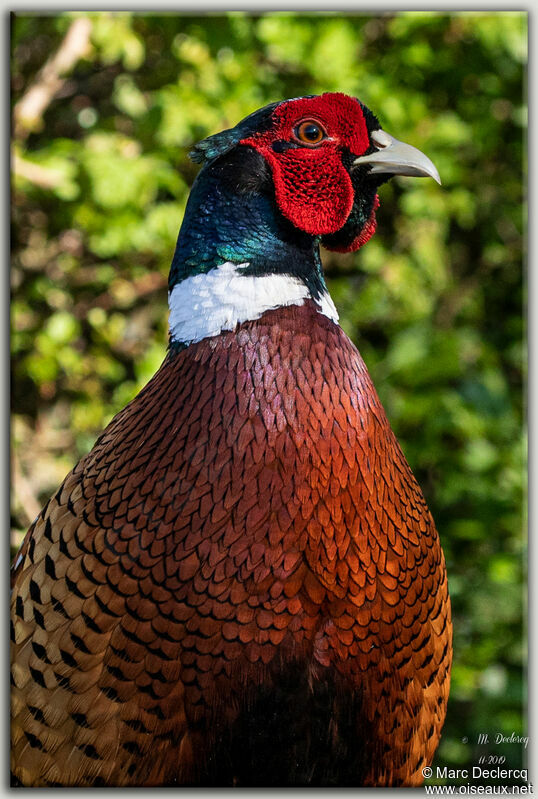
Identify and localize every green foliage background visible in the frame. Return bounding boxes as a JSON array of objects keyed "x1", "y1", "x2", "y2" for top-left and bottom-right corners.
[{"x1": 11, "y1": 11, "x2": 527, "y2": 784}]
